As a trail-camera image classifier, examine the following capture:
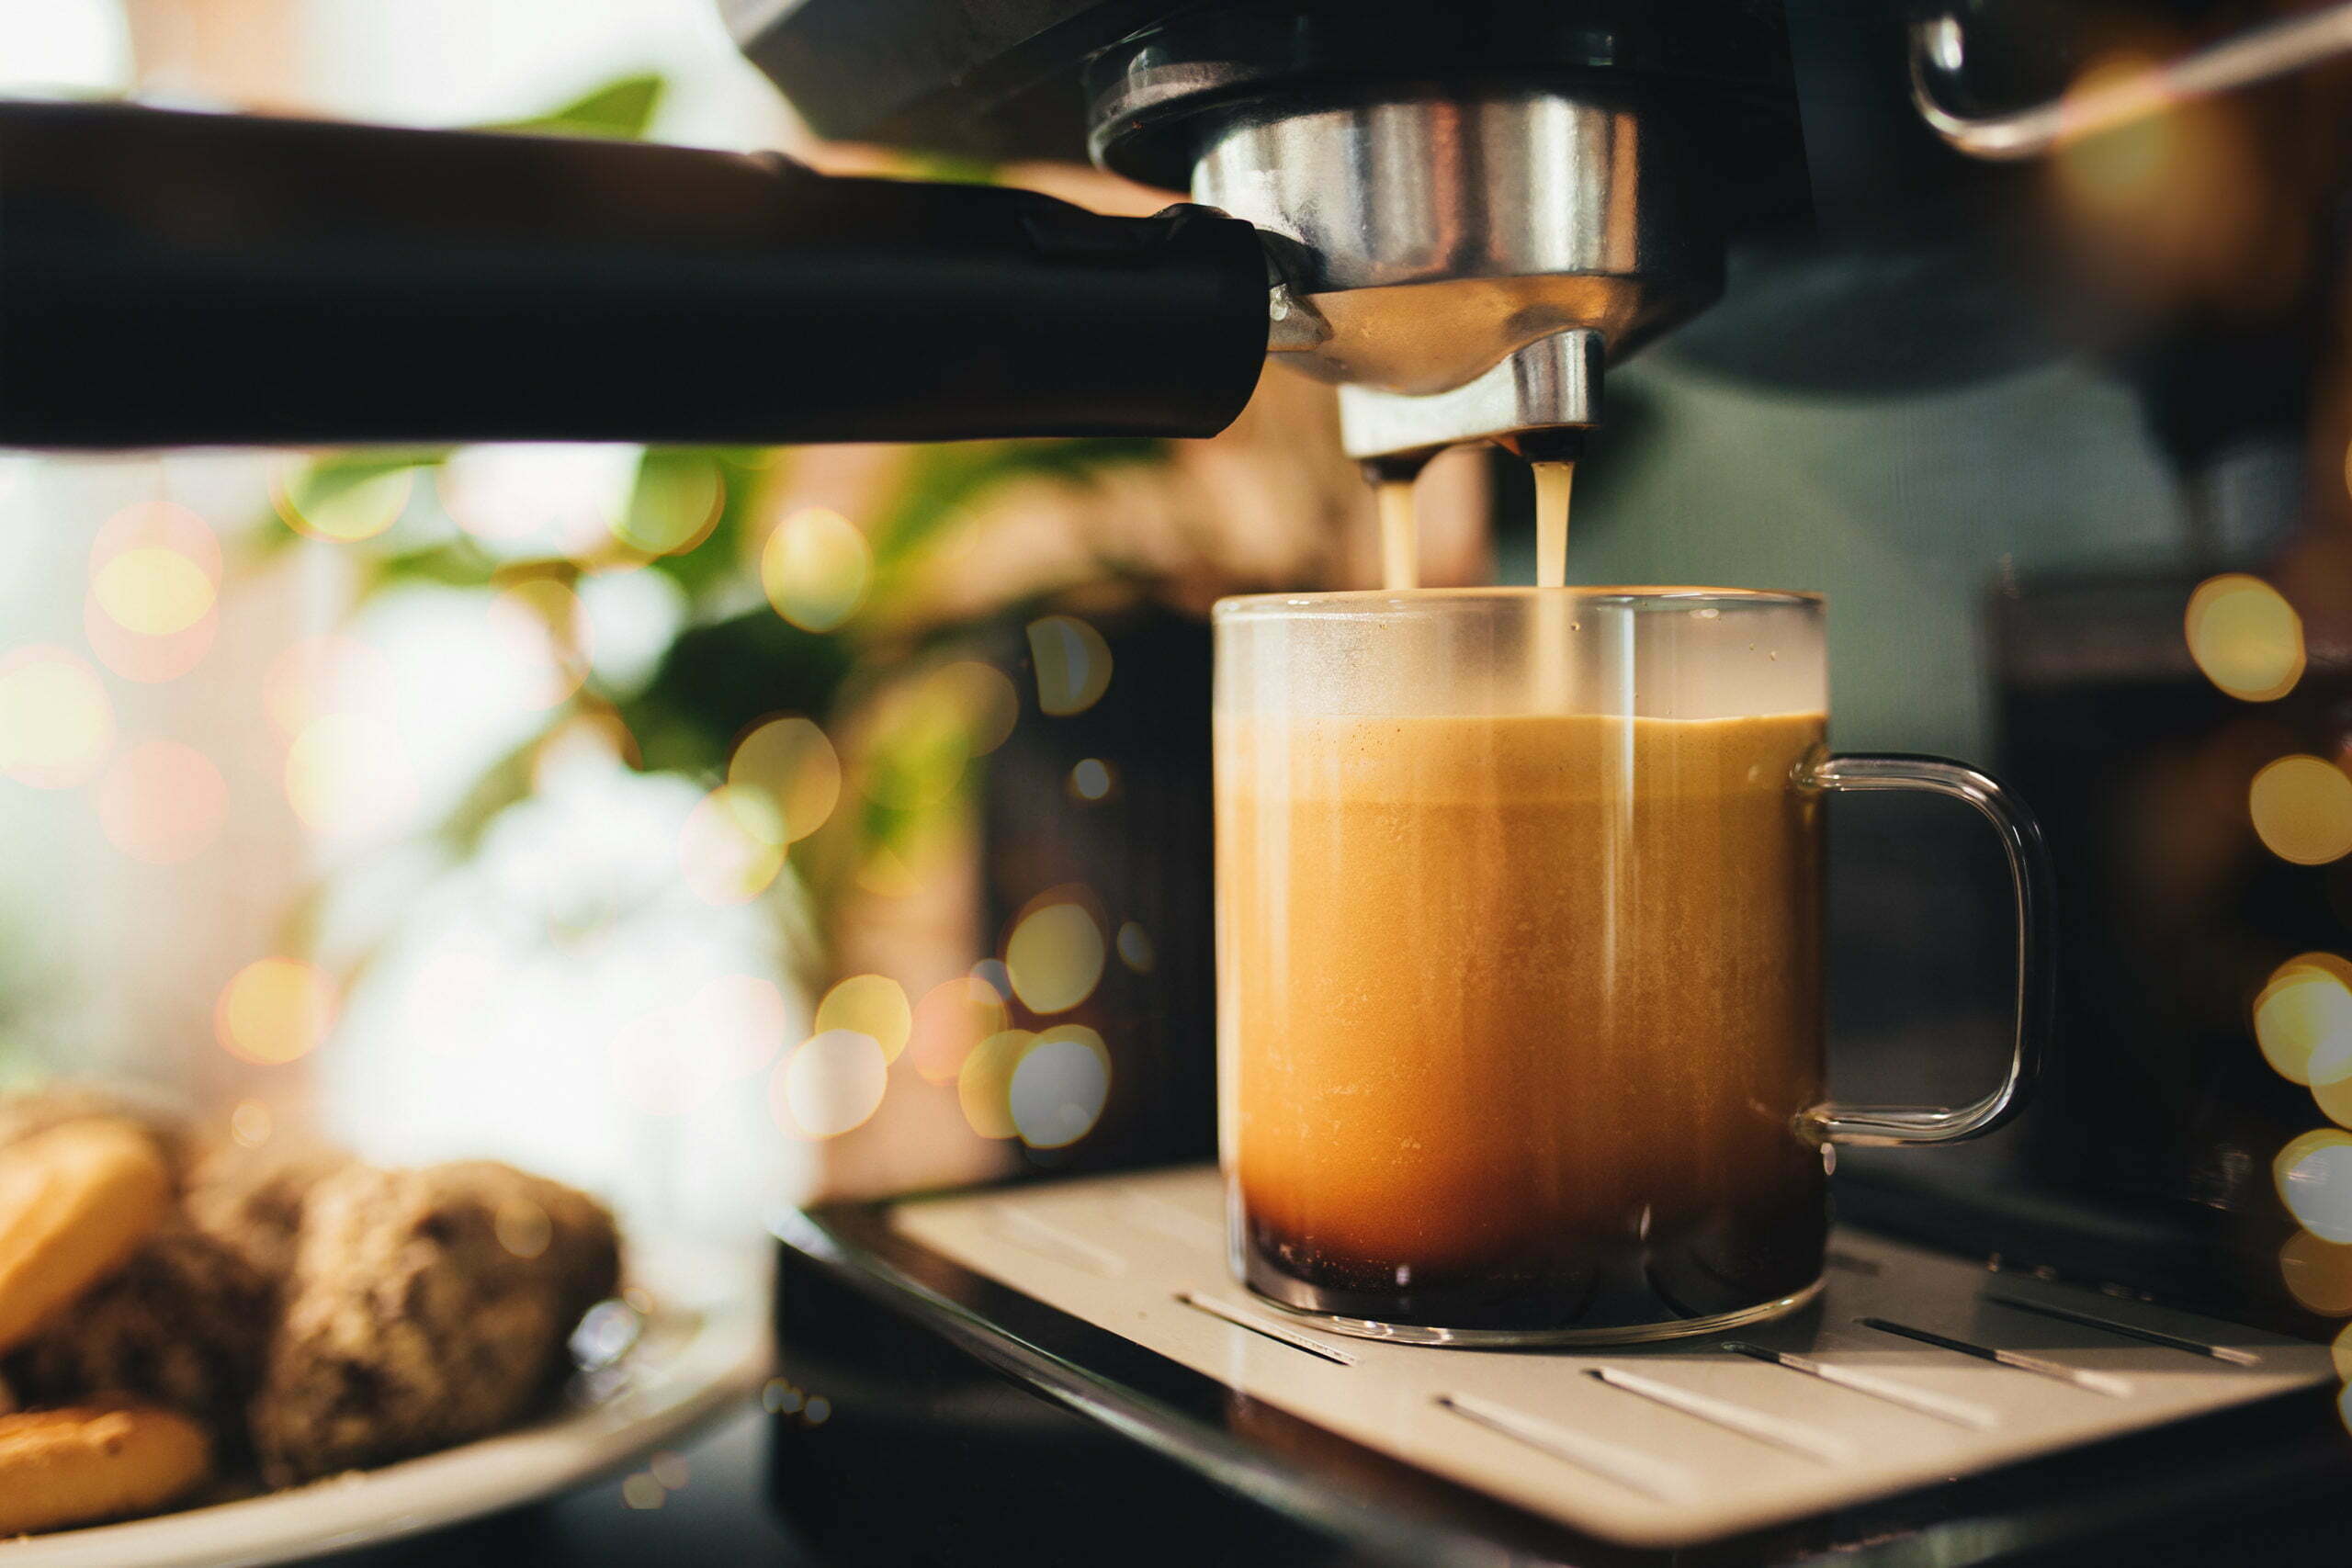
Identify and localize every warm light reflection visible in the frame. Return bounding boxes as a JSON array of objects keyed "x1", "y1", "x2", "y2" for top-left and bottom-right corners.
[
  {"x1": 285, "y1": 713, "x2": 417, "y2": 840},
  {"x1": 272, "y1": 461, "x2": 413, "y2": 542},
  {"x1": 93, "y1": 547, "x2": 213, "y2": 637},
  {"x1": 229, "y1": 1100, "x2": 273, "y2": 1149},
  {"x1": 814, "y1": 974, "x2": 911, "y2": 1063},
  {"x1": 761, "y1": 507, "x2": 871, "y2": 632},
  {"x1": 678, "y1": 785, "x2": 785, "y2": 905},
  {"x1": 1026, "y1": 615, "x2": 1113, "y2": 716},
  {"x1": 438, "y1": 445, "x2": 639, "y2": 557},
  {"x1": 774, "y1": 1028, "x2": 889, "y2": 1138},
  {"x1": 2283, "y1": 1228, "x2": 2352, "y2": 1315},
  {"x1": 957, "y1": 1029, "x2": 1034, "y2": 1139},
  {"x1": 216, "y1": 957, "x2": 337, "y2": 1065},
  {"x1": 727, "y1": 716, "x2": 840, "y2": 843},
  {"x1": 96, "y1": 740, "x2": 227, "y2": 864},
  {"x1": 0, "y1": 646, "x2": 114, "y2": 788},
  {"x1": 2276, "y1": 1128, "x2": 2352, "y2": 1243},
  {"x1": 612, "y1": 455, "x2": 723, "y2": 558},
  {"x1": 907, "y1": 976, "x2": 1009, "y2": 1086},
  {"x1": 1005, "y1": 898, "x2": 1105, "y2": 1014},
  {"x1": 85, "y1": 597, "x2": 216, "y2": 685},
  {"x1": 928, "y1": 661, "x2": 1019, "y2": 755},
  {"x1": 1009, "y1": 1024, "x2": 1112, "y2": 1148},
  {"x1": 2257, "y1": 954, "x2": 2352, "y2": 1088},
  {"x1": 2250, "y1": 756, "x2": 2352, "y2": 865},
  {"x1": 2185, "y1": 574, "x2": 2304, "y2": 702},
  {"x1": 859, "y1": 680, "x2": 974, "y2": 811}
]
